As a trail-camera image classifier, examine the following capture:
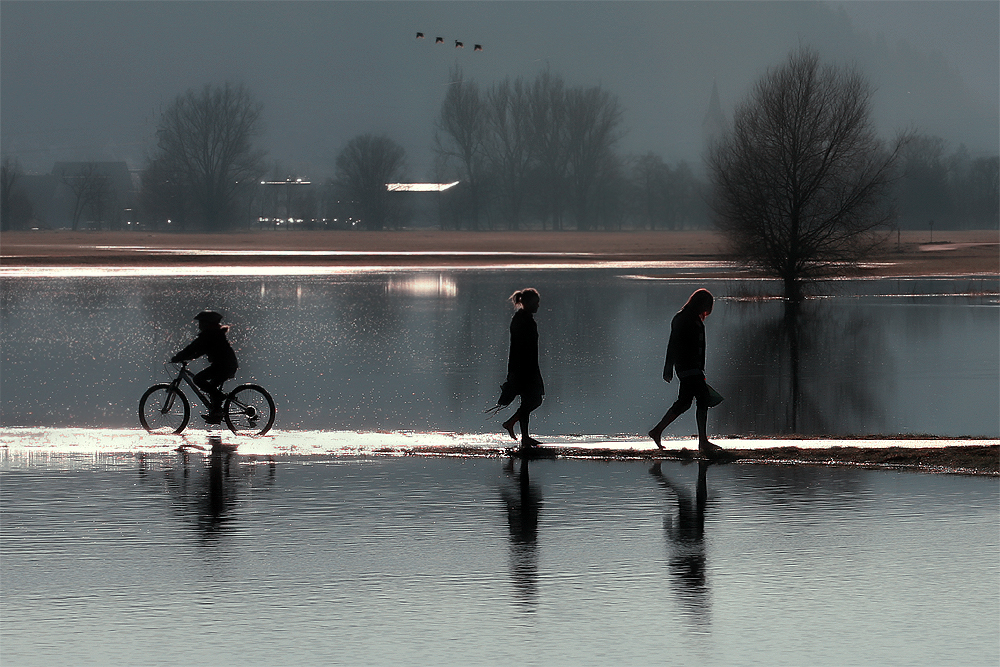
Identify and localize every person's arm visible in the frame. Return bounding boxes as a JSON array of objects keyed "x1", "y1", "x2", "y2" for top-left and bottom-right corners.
[
  {"x1": 663, "y1": 329, "x2": 675, "y2": 382},
  {"x1": 170, "y1": 336, "x2": 204, "y2": 363}
]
